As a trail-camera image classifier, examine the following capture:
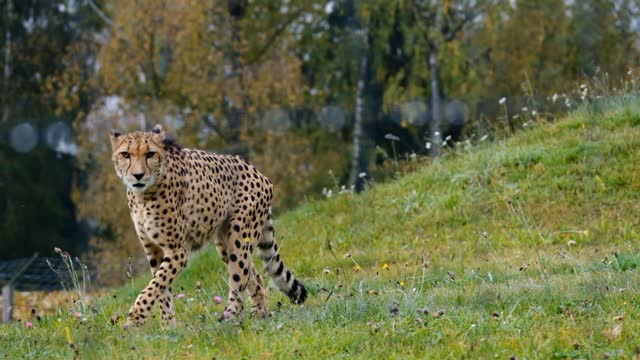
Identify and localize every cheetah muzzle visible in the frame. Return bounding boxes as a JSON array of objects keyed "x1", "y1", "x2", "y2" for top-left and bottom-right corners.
[{"x1": 109, "y1": 124, "x2": 307, "y2": 328}]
